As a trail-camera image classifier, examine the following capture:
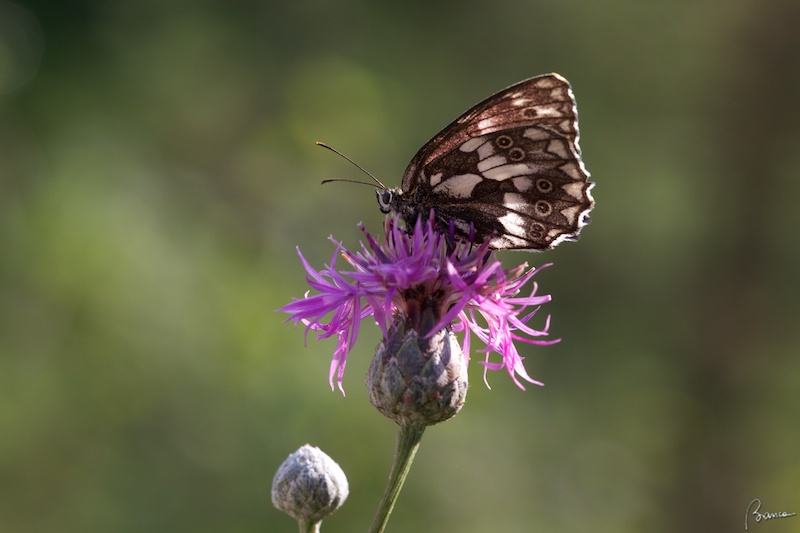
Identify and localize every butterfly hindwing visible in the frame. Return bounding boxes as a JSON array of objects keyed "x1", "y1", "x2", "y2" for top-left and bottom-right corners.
[{"x1": 387, "y1": 73, "x2": 594, "y2": 251}]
